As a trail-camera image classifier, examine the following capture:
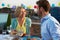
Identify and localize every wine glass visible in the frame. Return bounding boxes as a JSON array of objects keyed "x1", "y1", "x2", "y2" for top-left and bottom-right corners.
[
  {"x1": 2, "y1": 30, "x2": 6, "y2": 35},
  {"x1": 7, "y1": 26, "x2": 11, "y2": 34},
  {"x1": 17, "y1": 29, "x2": 24, "y2": 40}
]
